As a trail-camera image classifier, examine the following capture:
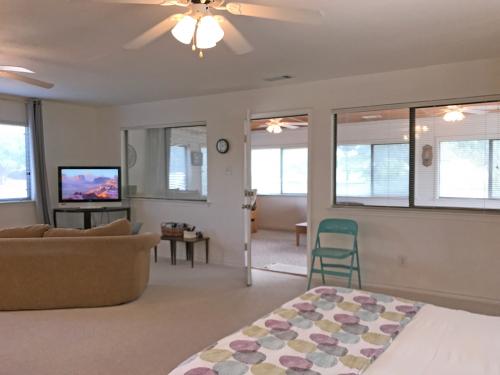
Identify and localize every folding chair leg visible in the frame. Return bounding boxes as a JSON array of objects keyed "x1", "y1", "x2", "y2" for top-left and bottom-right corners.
[
  {"x1": 307, "y1": 255, "x2": 316, "y2": 290},
  {"x1": 347, "y1": 254, "x2": 355, "y2": 288},
  {"x1": 356, "y1": 251, "x2": 362, "y2": 289},
  {"x1": 319, "y1": 257, "x2": 326, "y2": 285}
]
